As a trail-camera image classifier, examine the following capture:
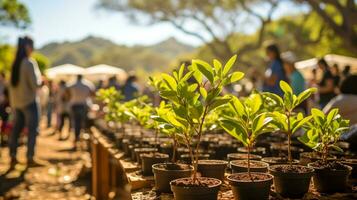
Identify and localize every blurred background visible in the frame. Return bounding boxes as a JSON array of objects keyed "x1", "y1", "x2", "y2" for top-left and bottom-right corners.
[{"x1": 1, "y1": 0, "x2": 356, "y2": 83}]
